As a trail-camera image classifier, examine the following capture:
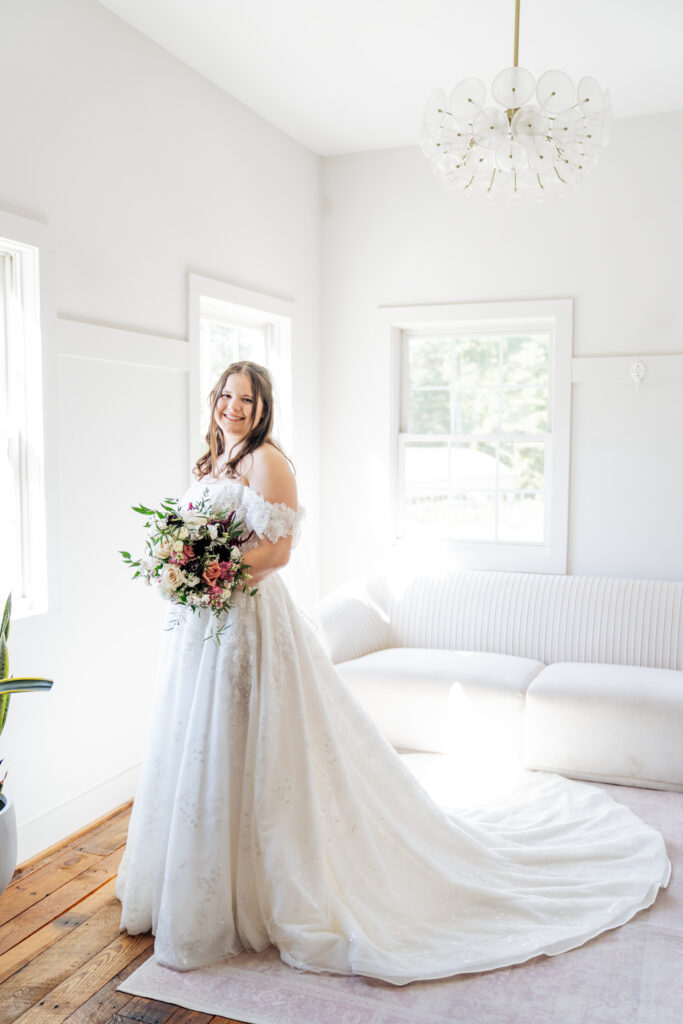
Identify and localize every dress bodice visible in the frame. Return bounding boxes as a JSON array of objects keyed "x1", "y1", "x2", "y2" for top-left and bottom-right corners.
[{"x1": 181, "y1": 478, "x2": 303, "y2": 548}]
